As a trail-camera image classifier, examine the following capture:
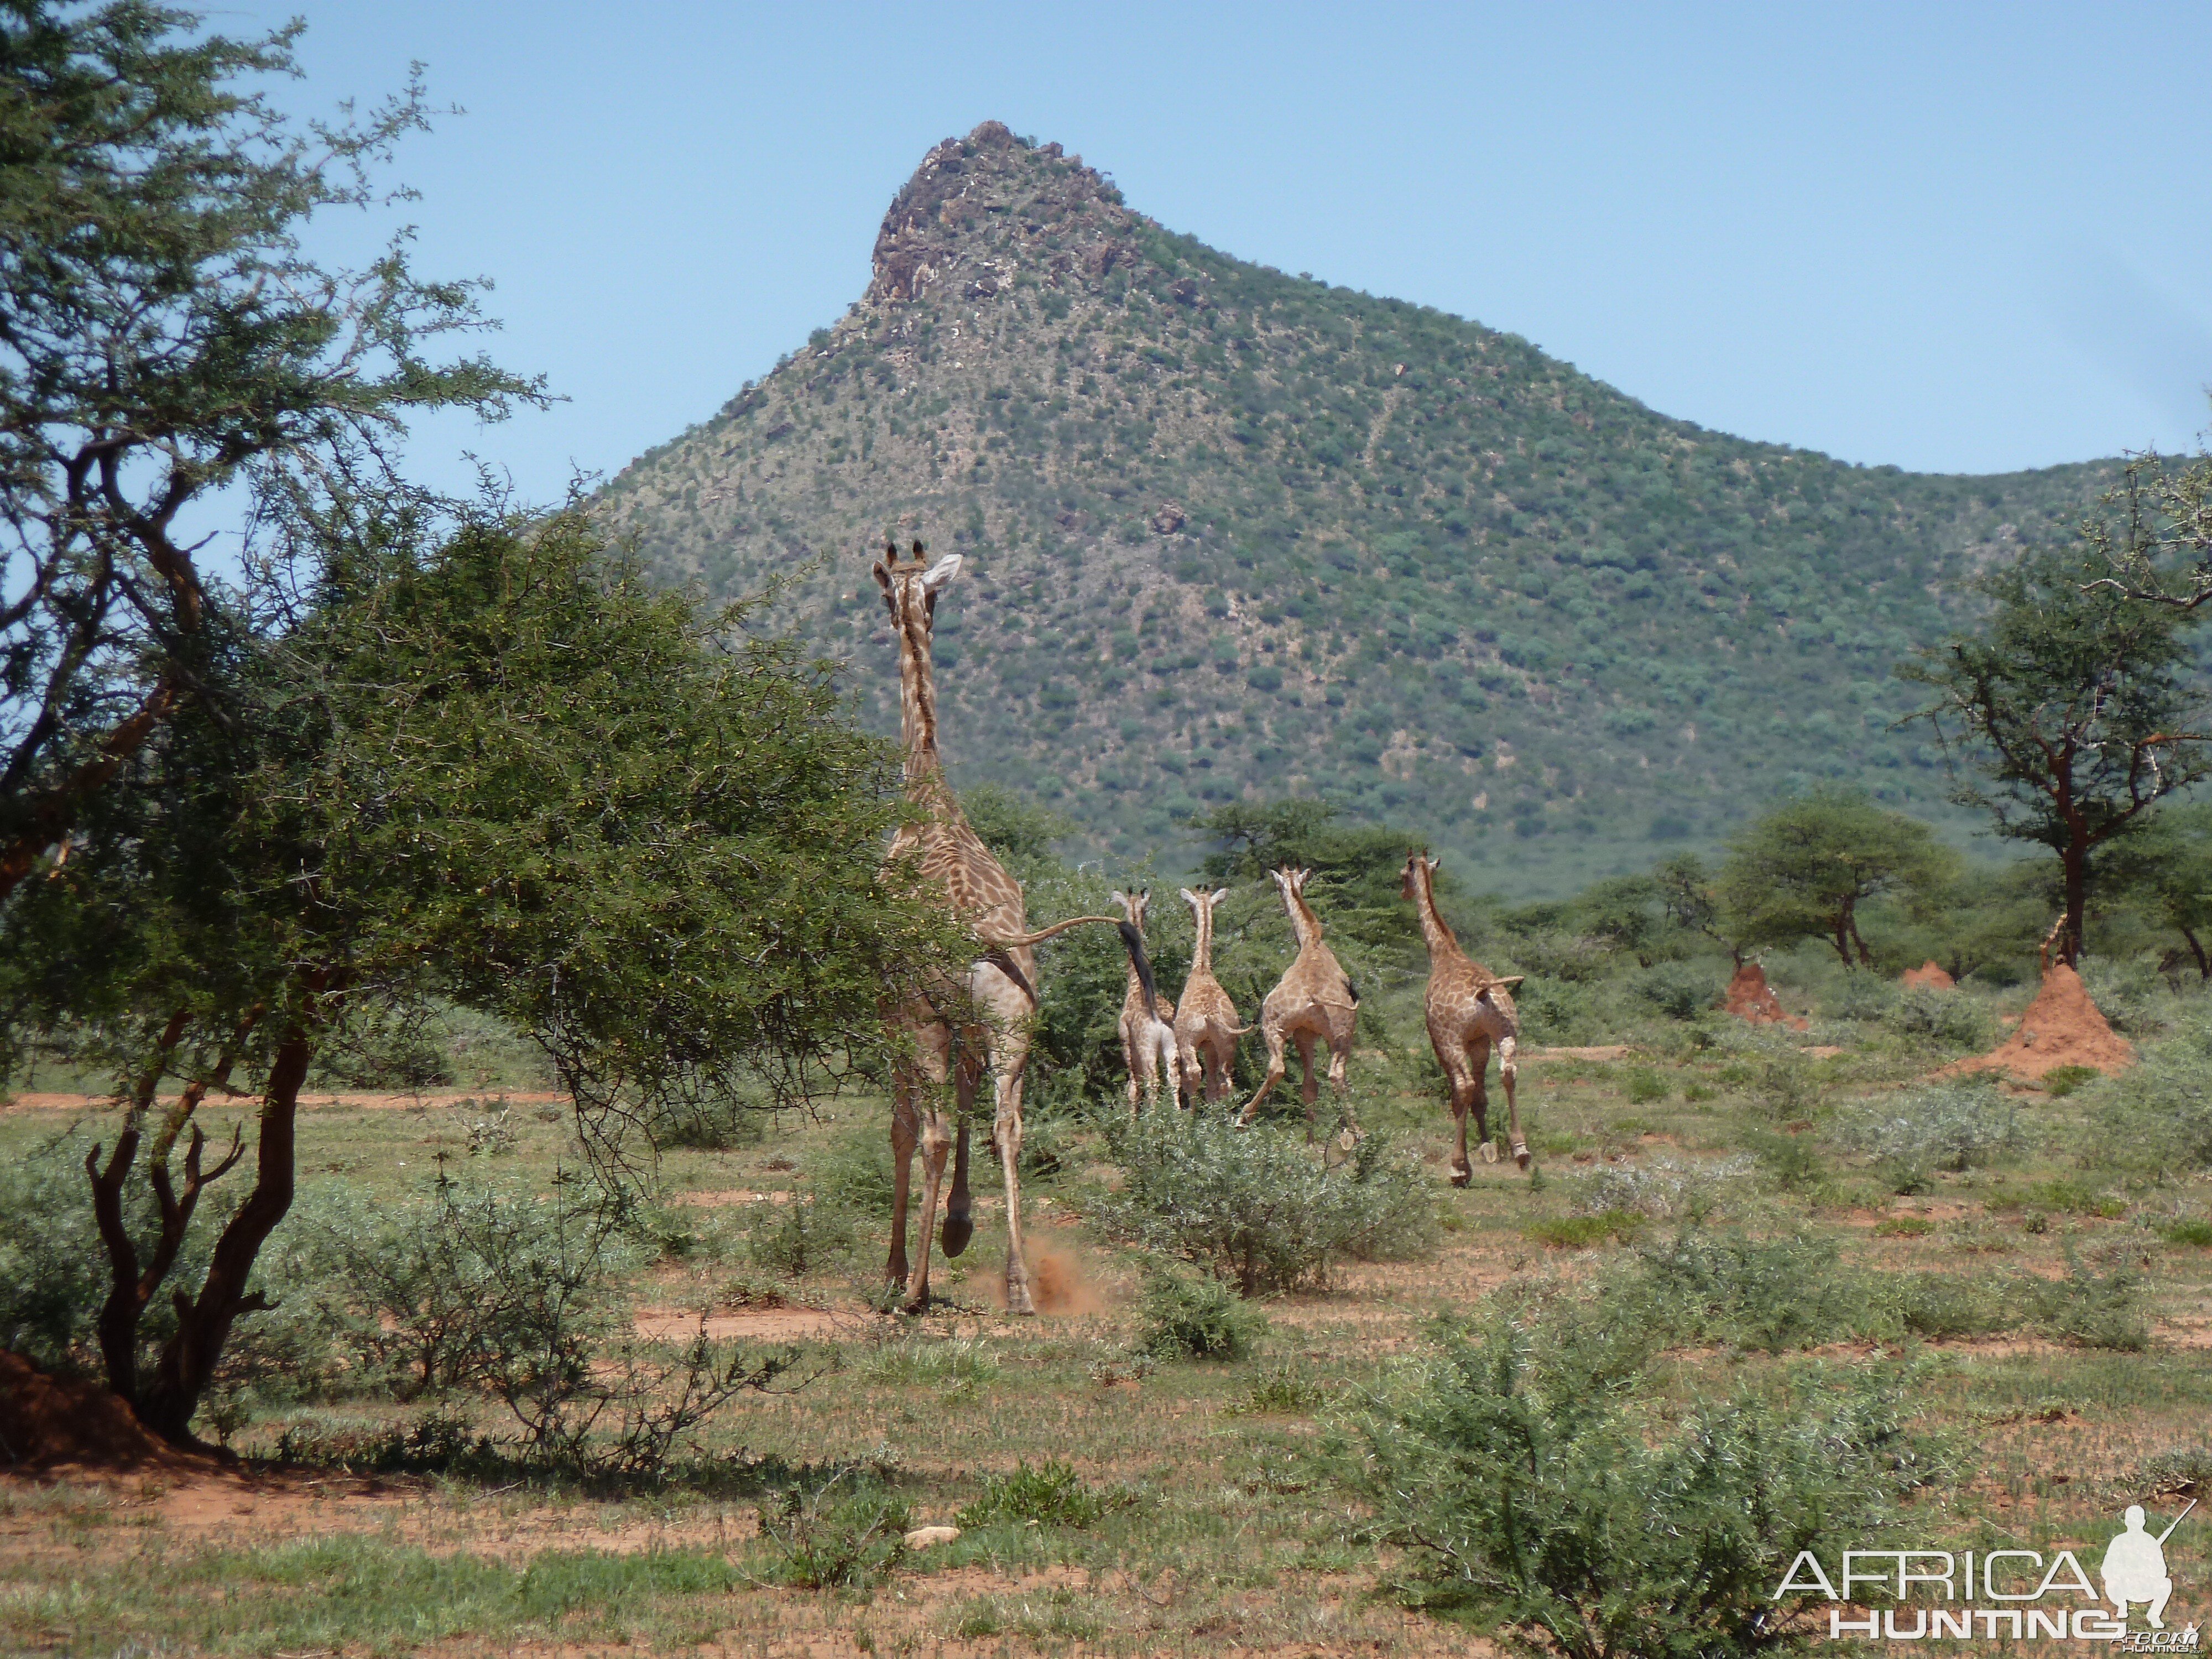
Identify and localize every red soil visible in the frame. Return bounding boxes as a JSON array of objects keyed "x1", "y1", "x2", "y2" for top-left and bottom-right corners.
[
  {"x1": 0, "y1": 1351, "x2": 207, "y2": 1473},
  {"x1": 1724, "y1": 962, "x2": 1808, "y2": 1030},
  {"x1": 1944, "y1": 963, "x2": 2136, "y2": 1082},
  {"x1": 1901, "y1": 960, "x2": 1957, "y2": 990}
]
